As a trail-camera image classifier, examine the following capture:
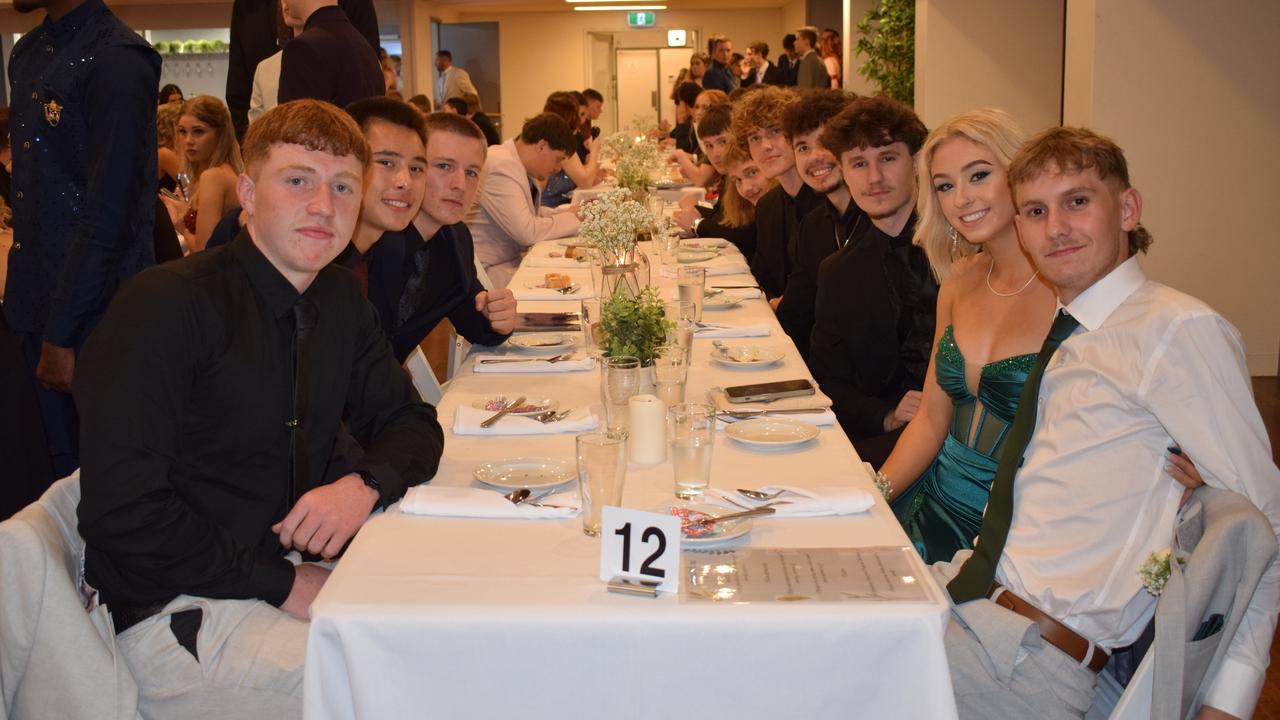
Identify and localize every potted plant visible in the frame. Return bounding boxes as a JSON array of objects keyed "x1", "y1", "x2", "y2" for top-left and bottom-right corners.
[
  {"x1": 598, "y1": 286, "x2": 673, "y2": 367},
  {"x1": 579, "y1": 187, "x2": 654, "y2": 297},
  {"x1": 854, "y1": 0, "x2": 915, "y2": 106}
]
